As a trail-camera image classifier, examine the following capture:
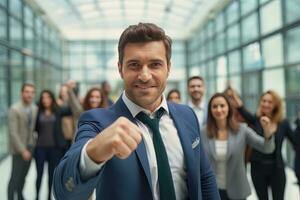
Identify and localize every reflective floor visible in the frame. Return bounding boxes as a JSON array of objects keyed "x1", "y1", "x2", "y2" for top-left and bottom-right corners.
[{"x1": 0, "y1": 156, "x2": 299, "y2": 200}]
